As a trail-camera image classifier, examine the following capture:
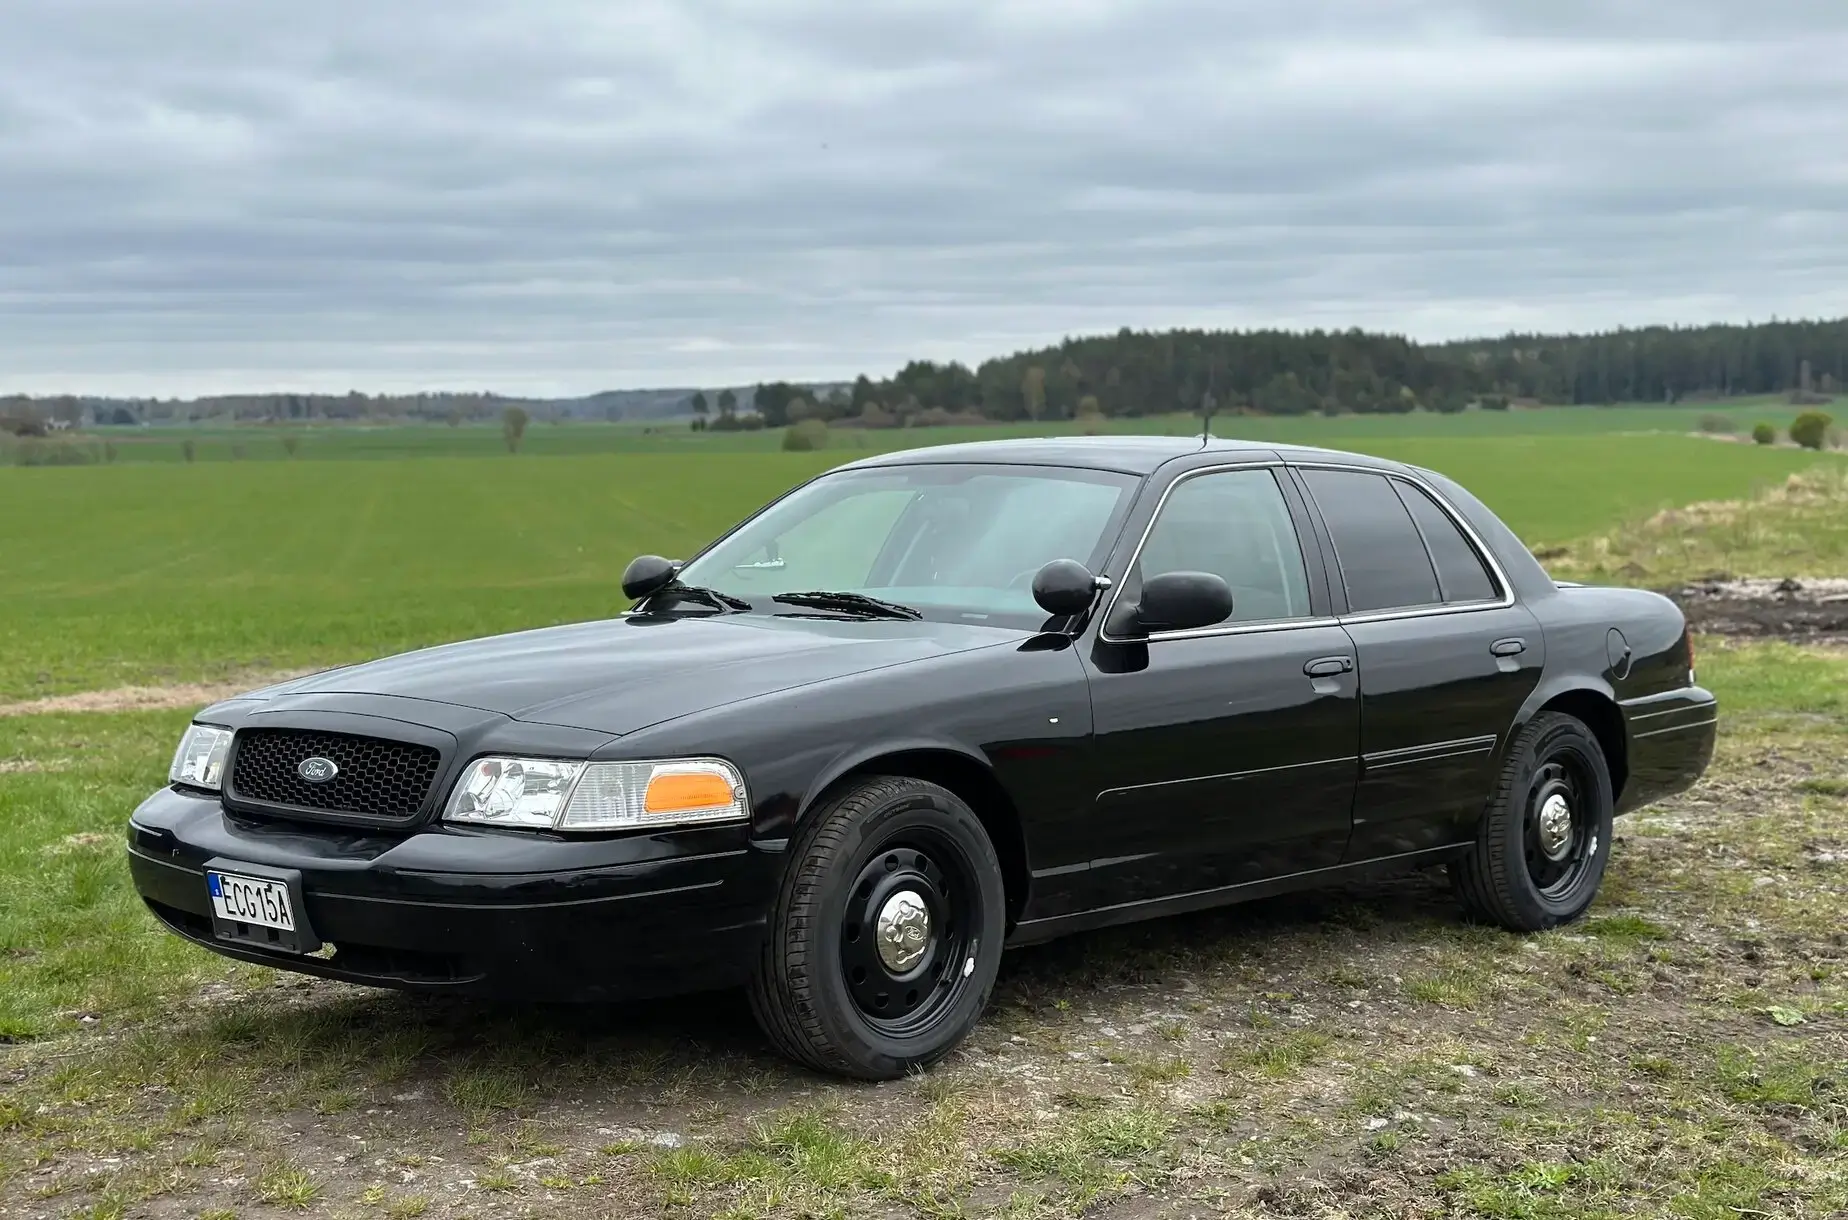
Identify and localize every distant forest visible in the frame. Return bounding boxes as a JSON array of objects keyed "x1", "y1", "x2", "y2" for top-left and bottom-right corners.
[
  {"x1": 3, "y1": 315, "x2": 1843, "y2": 434},
  {"x1": 798, "y1": 315, "x2": 1846, "y2": 430}
]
